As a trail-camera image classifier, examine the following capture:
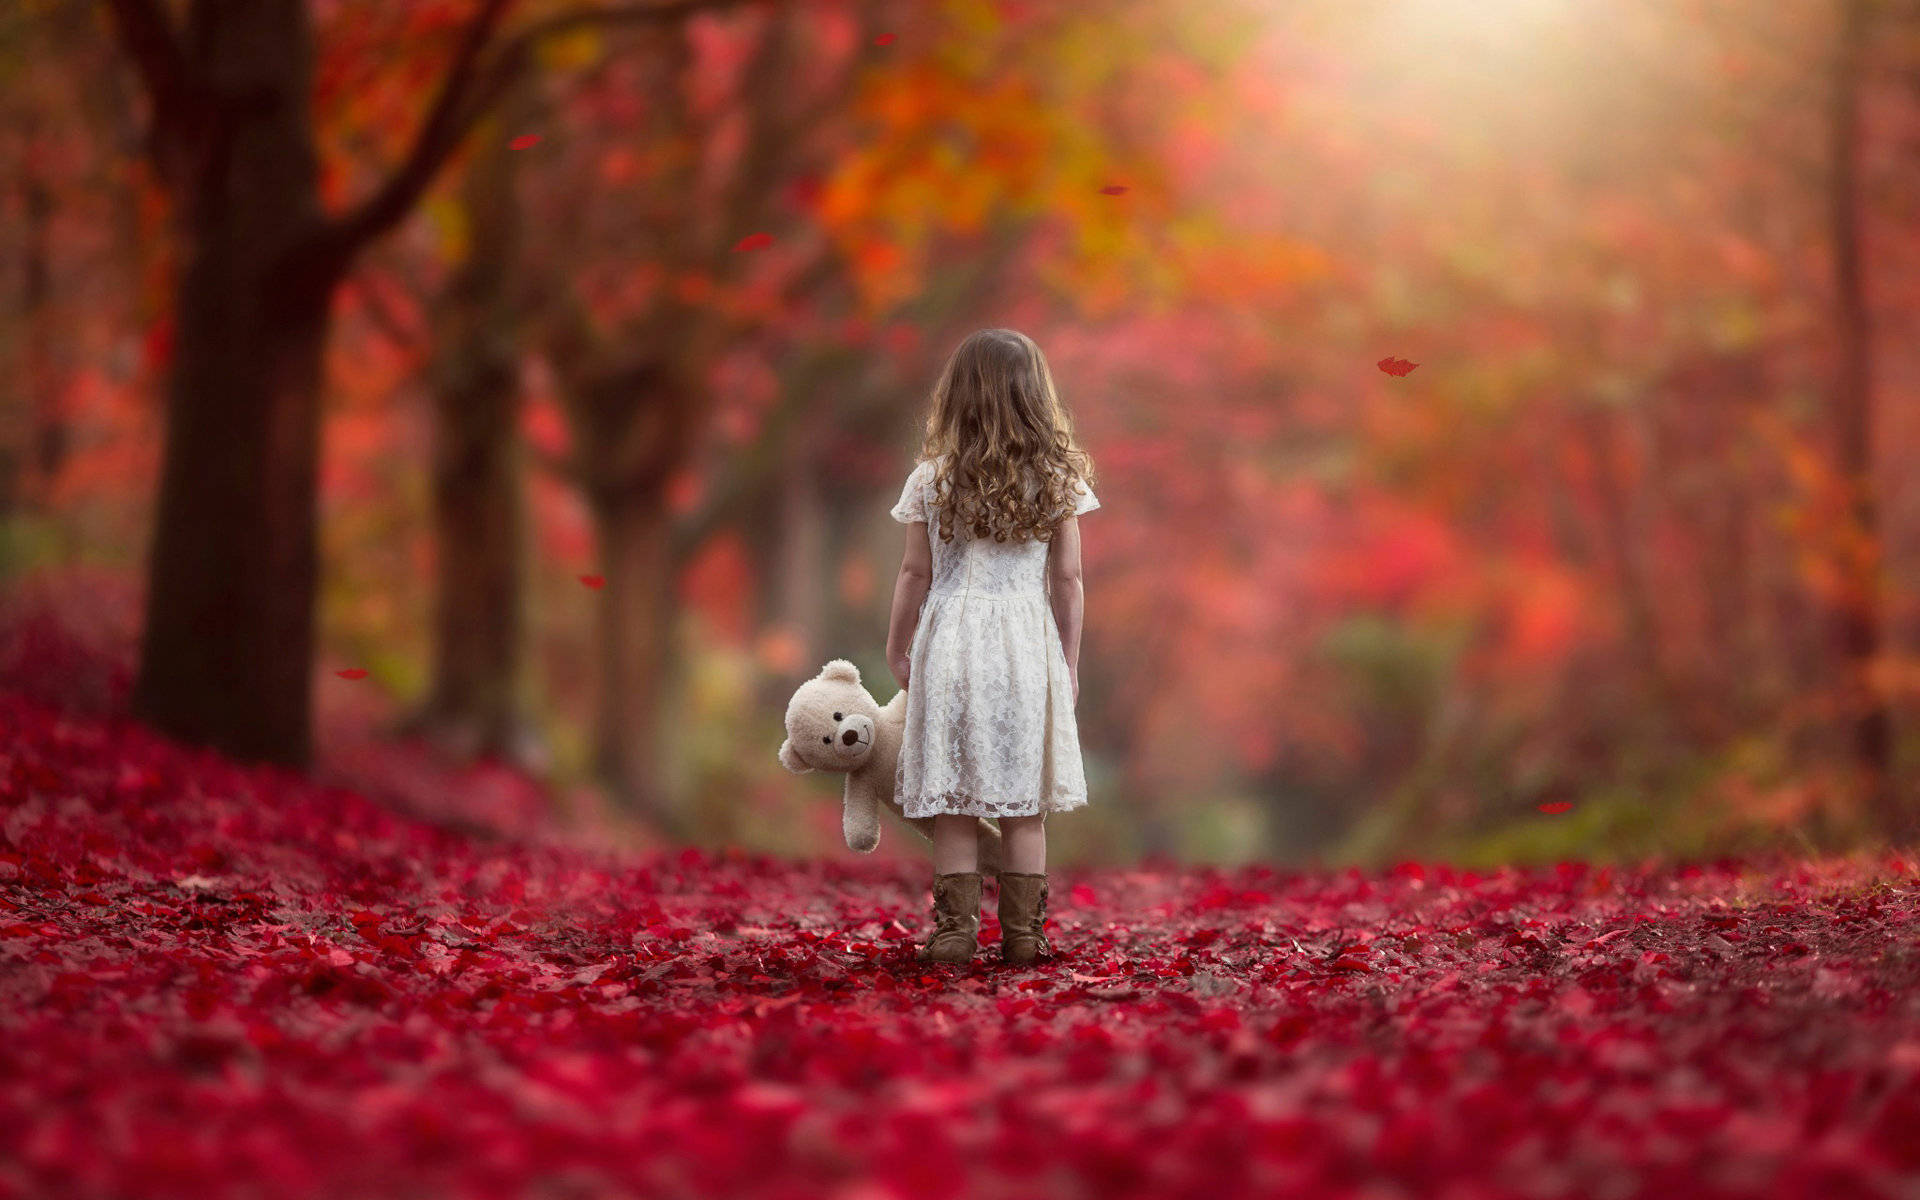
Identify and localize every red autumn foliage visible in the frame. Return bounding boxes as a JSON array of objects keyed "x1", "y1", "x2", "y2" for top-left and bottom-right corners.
[
  {"x1": 1377, "y1": 355, "x2": 1419, "y2": 377},
  {"x1": 2, "y1": 690, "x2": 1918, "y2": 1198}
]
